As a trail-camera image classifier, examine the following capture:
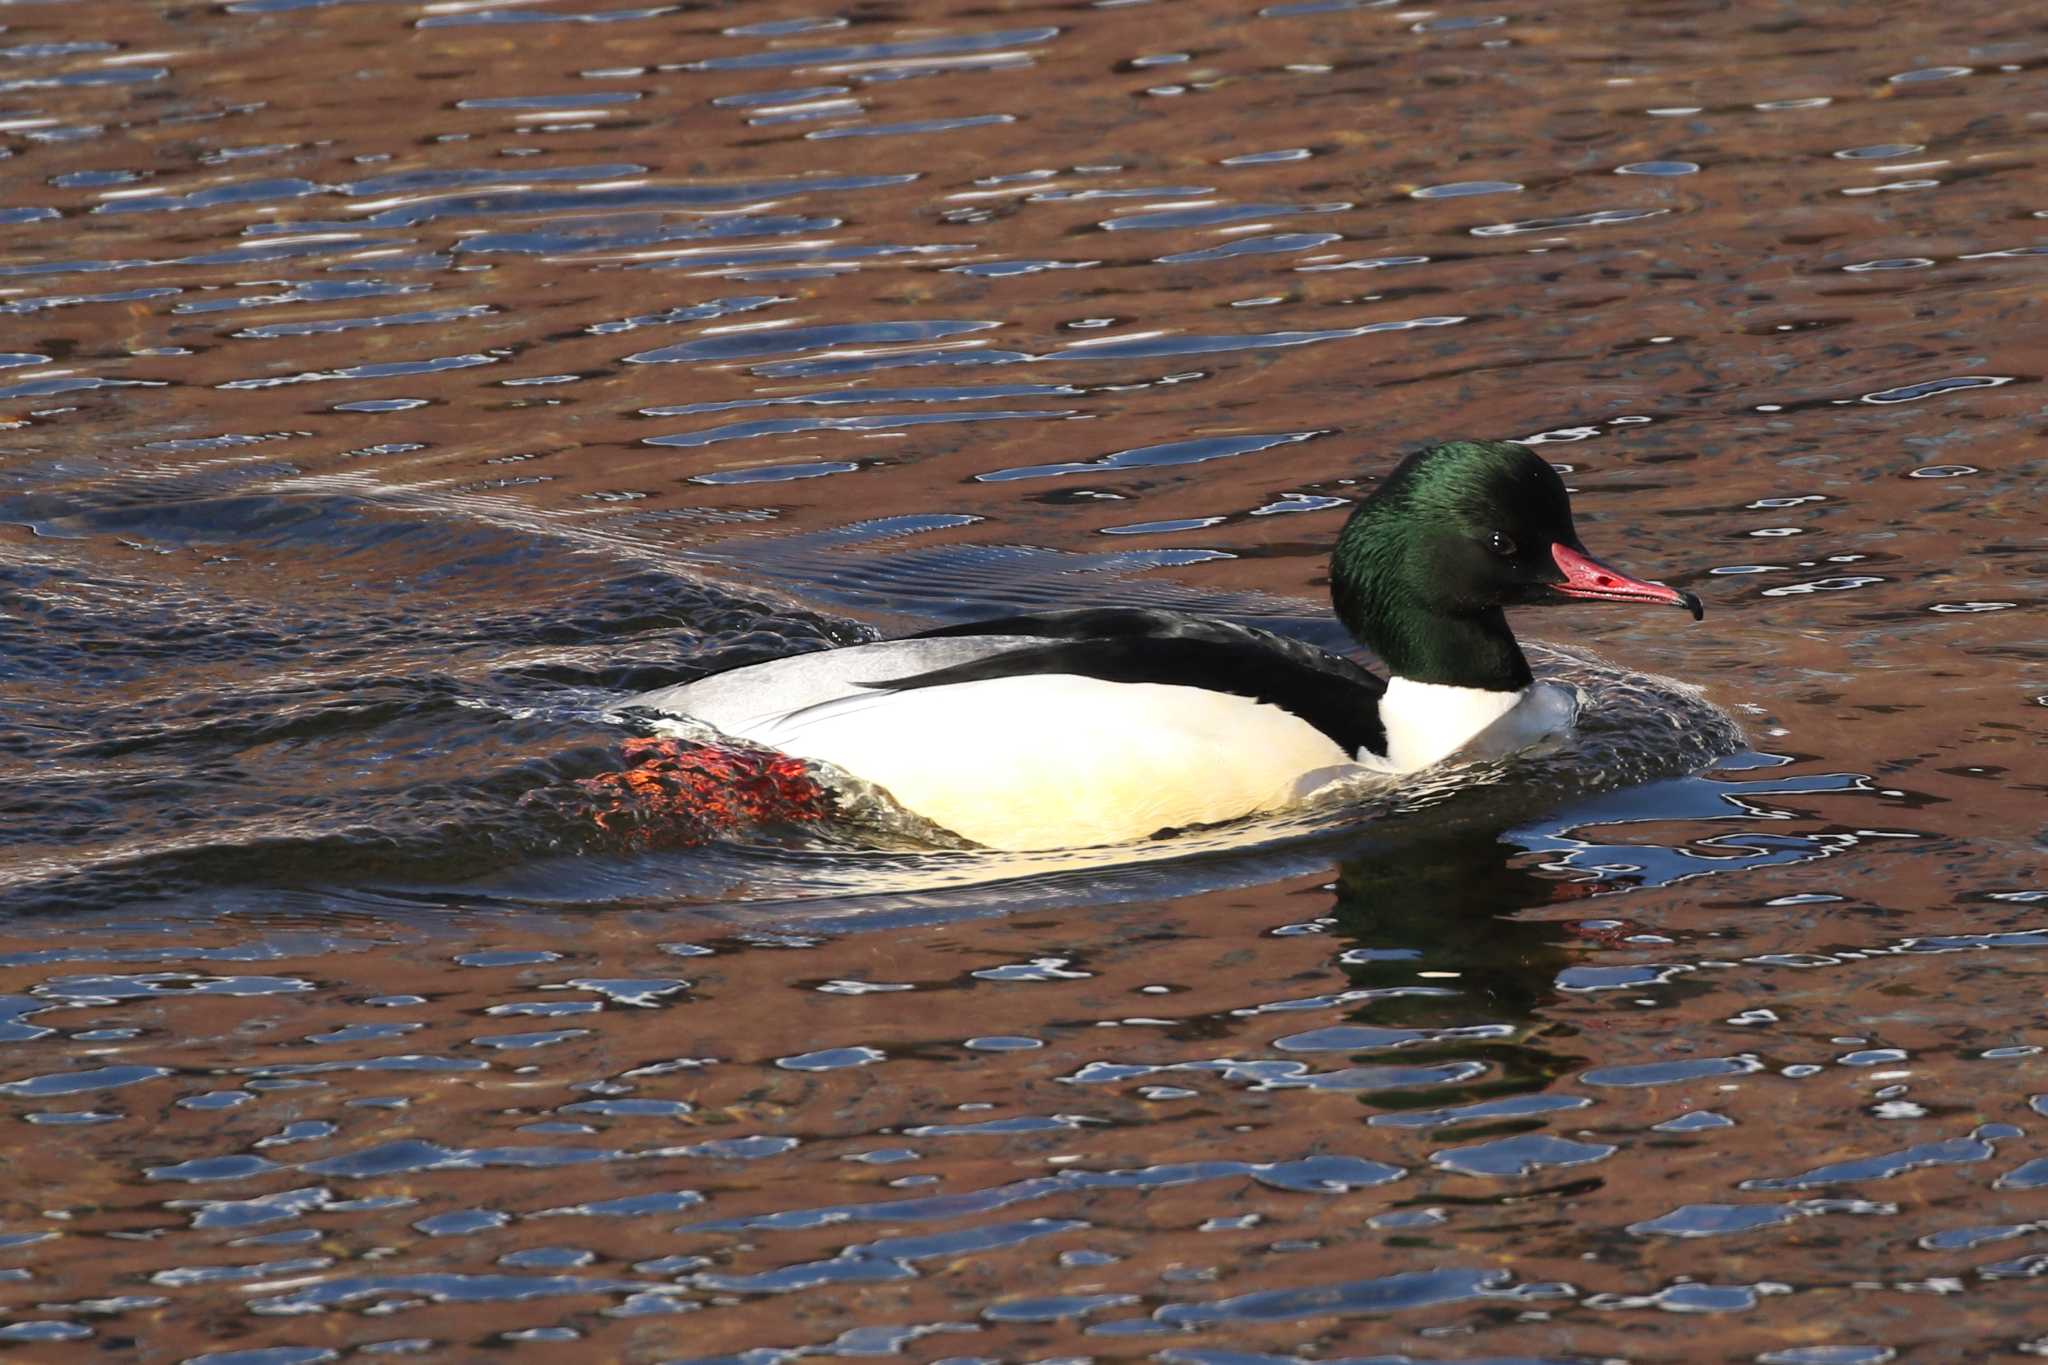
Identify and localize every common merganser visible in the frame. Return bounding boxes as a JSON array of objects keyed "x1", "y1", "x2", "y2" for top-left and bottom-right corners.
[{"x1": 628, "y1": 441, "x2": 1703, "y2": 850}]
